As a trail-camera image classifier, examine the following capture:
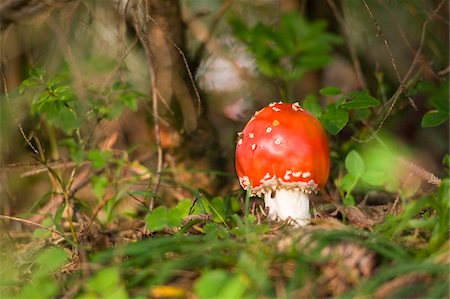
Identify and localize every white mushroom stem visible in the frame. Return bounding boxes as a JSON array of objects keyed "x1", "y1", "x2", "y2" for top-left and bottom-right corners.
[{"x1": 264, "y1": 189, "x2": 310, "y2": 226}]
